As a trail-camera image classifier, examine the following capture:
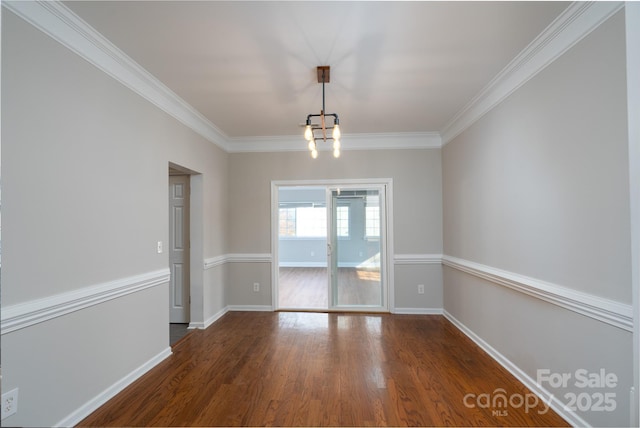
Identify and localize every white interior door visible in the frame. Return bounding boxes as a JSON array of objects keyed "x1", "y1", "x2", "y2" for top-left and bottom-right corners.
[{"x1": 169, "y1": 175, "x2": 190, "y2": 323}]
